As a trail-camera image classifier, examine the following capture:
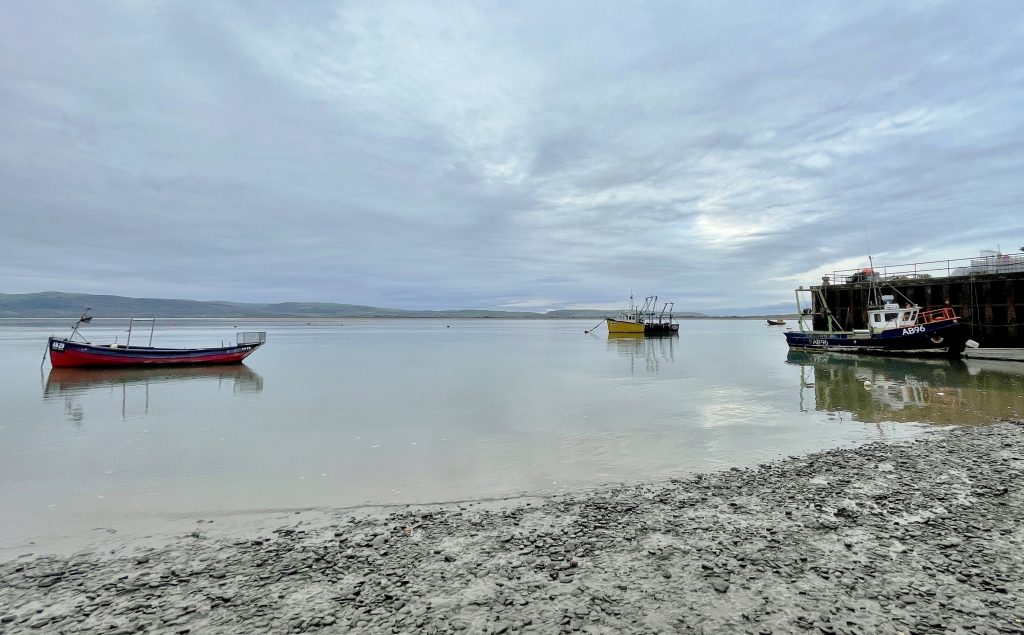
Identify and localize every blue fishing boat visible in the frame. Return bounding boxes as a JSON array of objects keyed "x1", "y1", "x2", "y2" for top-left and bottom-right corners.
[{"x1": 784, "y1": 275, "x2": 968, "y2": 358}]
